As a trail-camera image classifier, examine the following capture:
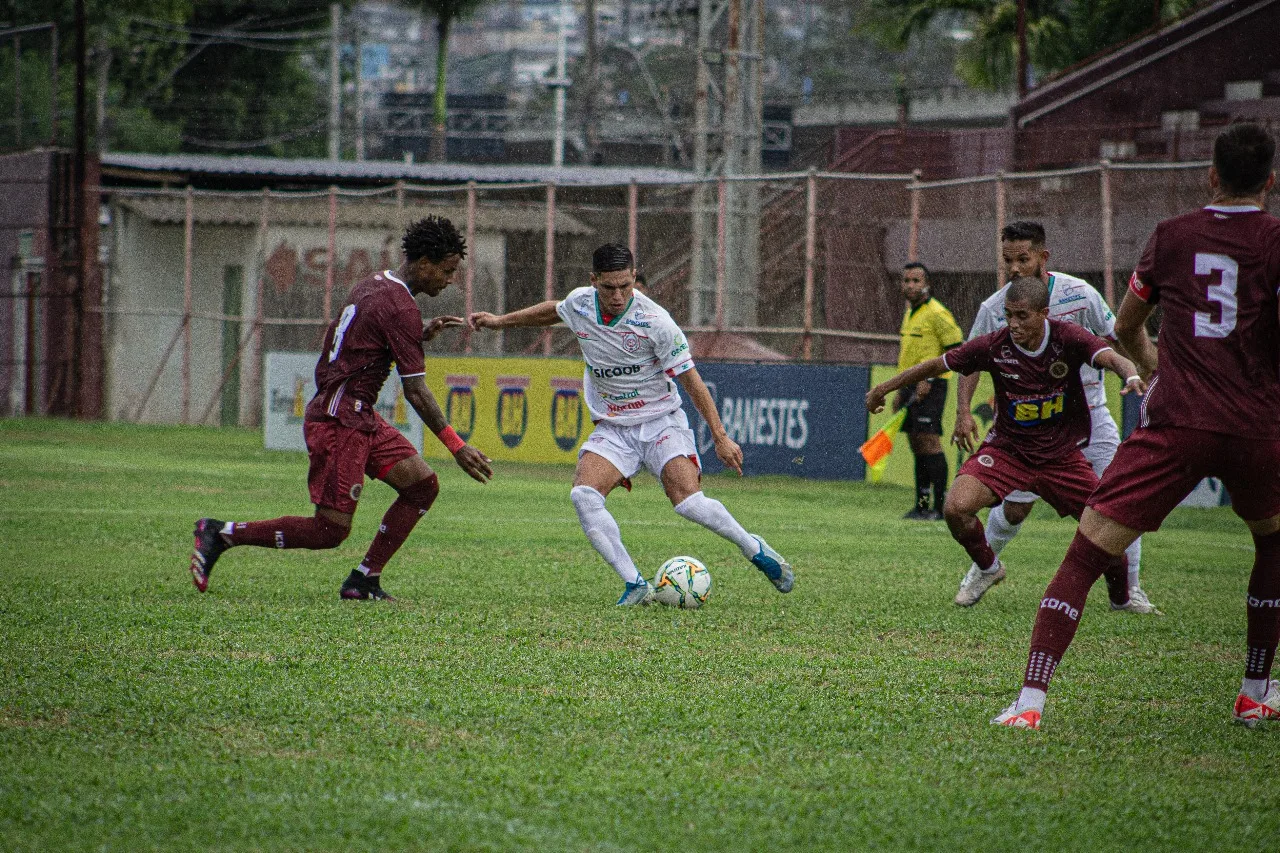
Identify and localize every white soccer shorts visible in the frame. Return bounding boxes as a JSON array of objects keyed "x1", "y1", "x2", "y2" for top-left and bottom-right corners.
[
  {"x1": 1004, "y1": 406, "x2": 1120, "y2": 503},
  {"x1": 578, "y1": 409, "x2": 701, "y2": 480}
]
